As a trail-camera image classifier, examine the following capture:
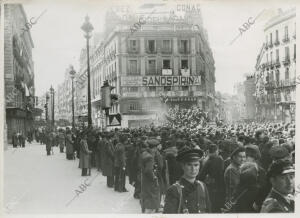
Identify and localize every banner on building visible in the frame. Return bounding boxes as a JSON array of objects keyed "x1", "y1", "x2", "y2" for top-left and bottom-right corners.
[{"x1": 121, "y1": 76, "x2": 201, "y2": 87}]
